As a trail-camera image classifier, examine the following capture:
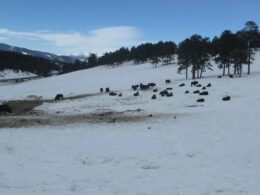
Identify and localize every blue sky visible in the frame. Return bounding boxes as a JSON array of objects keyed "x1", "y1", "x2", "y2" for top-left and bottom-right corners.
[{"x1": 0, "y1": 0, "x2": 259, "y2": 55}]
